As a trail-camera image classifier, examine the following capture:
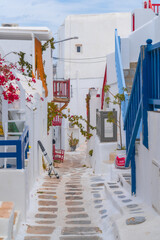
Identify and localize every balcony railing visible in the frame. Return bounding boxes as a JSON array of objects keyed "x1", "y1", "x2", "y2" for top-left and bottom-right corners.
[
  {"x1": 0, "y1": 126, "x2": 29, "y2": 169},
  {"x1": 52, "y1": 115, "x2": 62, "y2": 126},
  {"x1": 144, "y1": 1, "x2": 160, "y2": 14},
  {"x1": 152, "y1": 4, "x2": 160, "y2": 14},
  {"x1": 53, "y1": 79, "x2": 70, "y2": 102}
]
